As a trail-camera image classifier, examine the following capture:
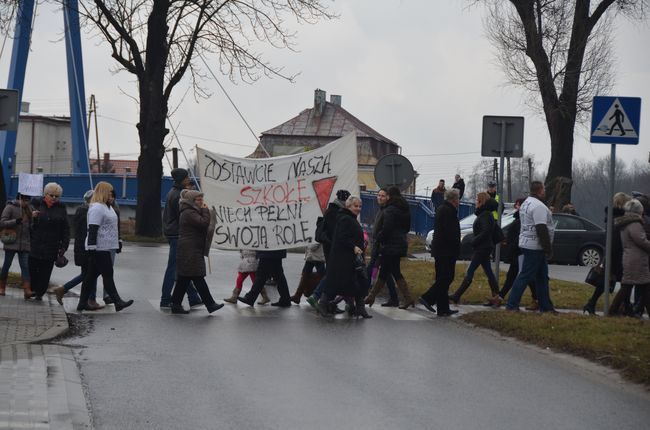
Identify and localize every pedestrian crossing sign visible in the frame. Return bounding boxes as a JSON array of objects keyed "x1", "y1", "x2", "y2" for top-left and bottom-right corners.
[{"x1": 591, "y1": 96, "x2": 641, "y2": 144}]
